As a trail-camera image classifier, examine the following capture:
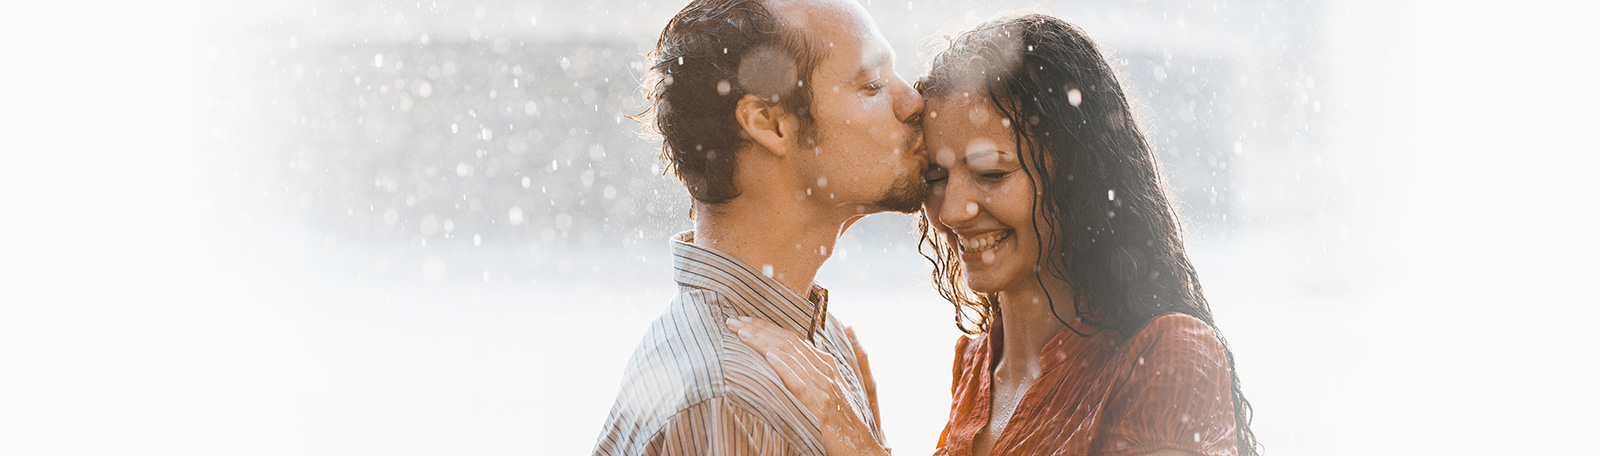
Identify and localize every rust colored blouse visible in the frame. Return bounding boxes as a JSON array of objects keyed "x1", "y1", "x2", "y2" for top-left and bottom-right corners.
[{"x1": 933, "y1": 313, "x2": 1238, "y2": 456}]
